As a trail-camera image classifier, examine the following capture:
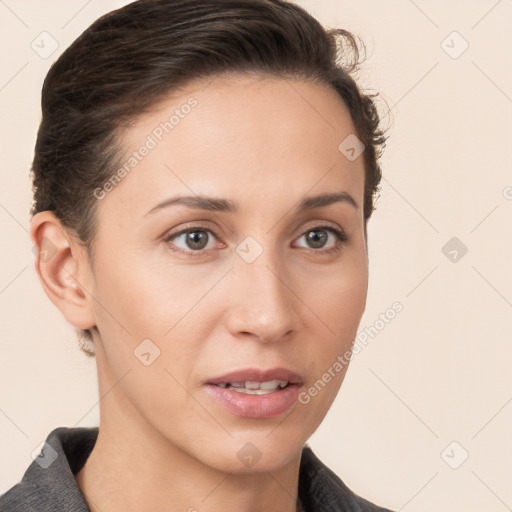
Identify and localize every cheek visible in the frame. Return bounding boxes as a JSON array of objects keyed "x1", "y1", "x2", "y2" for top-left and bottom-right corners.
[
  {"x1": 308, "y1": 253, "x2": 368, "y2": 330},
  {"x1": 91, "y1": 253, "x2": 214, "y2": 378},
  {"x1": 89, "y1": 258, "x2": 205, "y2": 427},
  {"x1": 299, "y1": 253, "x2": 368, "y2": 383},
  {"x1": 296, "y1": 262, "x2": 368, "y2": 426},
  {"x1": 92, "y1": 251, "x2": 191, "y2": 338}
]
